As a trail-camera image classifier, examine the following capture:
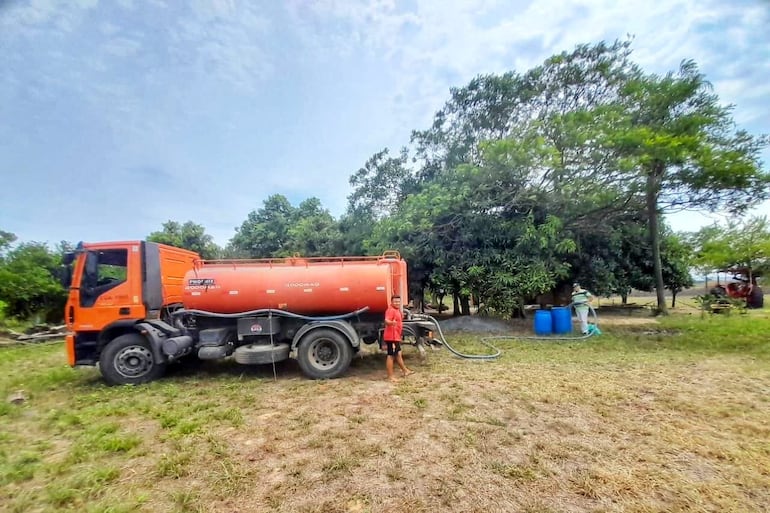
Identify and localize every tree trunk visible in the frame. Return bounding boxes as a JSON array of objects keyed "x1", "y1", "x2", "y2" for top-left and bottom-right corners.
[
  {"x1": 647, "y1": 163, "x2": 668, "y2": 315},
  {"x1": 460, "y1": 295, "x2": 471, "y2": 316},
  {"x1": 436, "y1": 293, "x2": 445, "y2": 313},
  {"x1": 621, "y1": 289, "x2": 629, "y2": 305},
  {"x1": 416, "y1": 286, "x2": 425, "y2": 313},
  {"x1": 671, "y1": 290, "x2": 677, "y2": 308},
  {"x1": 452, "y1": 291, "x2": 461, "y2": 316},
  {"x1": 511, "y1": 298, "x2": 525, "y2": 318}
]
